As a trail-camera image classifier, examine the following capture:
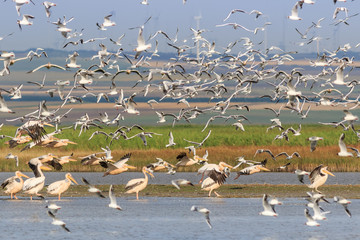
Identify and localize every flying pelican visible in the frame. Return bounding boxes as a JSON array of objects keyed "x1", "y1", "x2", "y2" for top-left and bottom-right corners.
[
  {"x1": 234, "y1": 165, "x2": 270, "y2": 179},
  {"x1": 197, "y1": 161, "x2": 233, "y2": 183},
  {"x1": 175, "y1": 152, "x2": 207, "y2": 167},
  {"x1": 99, "y1": 153, "x2": 136, "y2": 176},
  {"x1": 1, "y1": 171, "x2": 29, "y2": 199},
  {"x1": 22, "y1": 158, "x2": 51, "y2": 200},
  {"x1": 47, "y1": 173, "x2": 78, "y2": 200},
  {"x1": 308, "y1": 165, "x2": 335, "y2": 193},
  {"x1": 190, "y1": 206, "x2": 212, "y2": 229},
  {"x1": 81, "y1": 177, "x2": 105, "y2": 198},
  {"x1": 125, "y1": 166, "x2": 154, "y2": 200},
  {"x1": 259, "y1": 194, "x2": 278, "y2": 217},
  {"x1": 108, "y1": 185, "x2": 122, "y2": 210}
]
